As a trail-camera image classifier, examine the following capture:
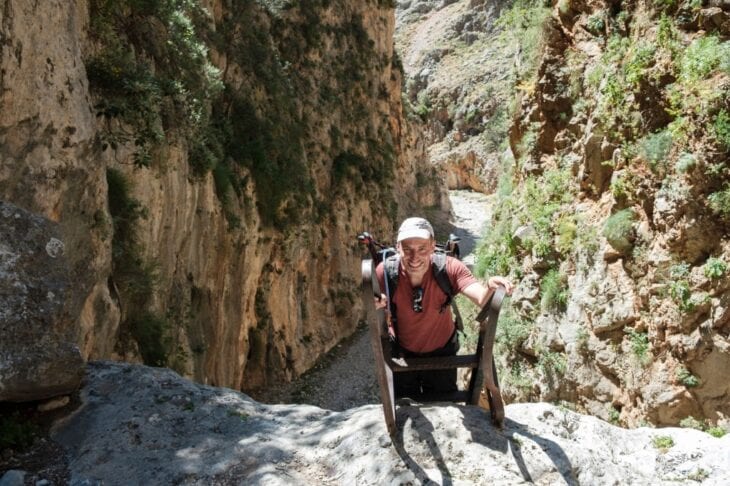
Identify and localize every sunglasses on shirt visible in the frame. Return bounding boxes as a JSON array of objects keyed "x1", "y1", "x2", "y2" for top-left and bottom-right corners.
[{"x1": 412, "y1": 287, "x2": 424, "y2": 313}]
